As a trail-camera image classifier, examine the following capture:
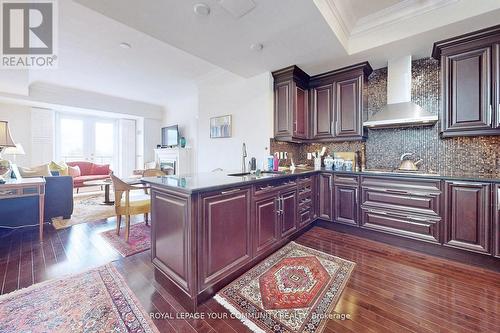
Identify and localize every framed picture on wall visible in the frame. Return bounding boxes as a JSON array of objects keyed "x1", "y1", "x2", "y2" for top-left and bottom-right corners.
[{"x1": 210, "y1": 115, "x2": 232, "y2": 138}]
